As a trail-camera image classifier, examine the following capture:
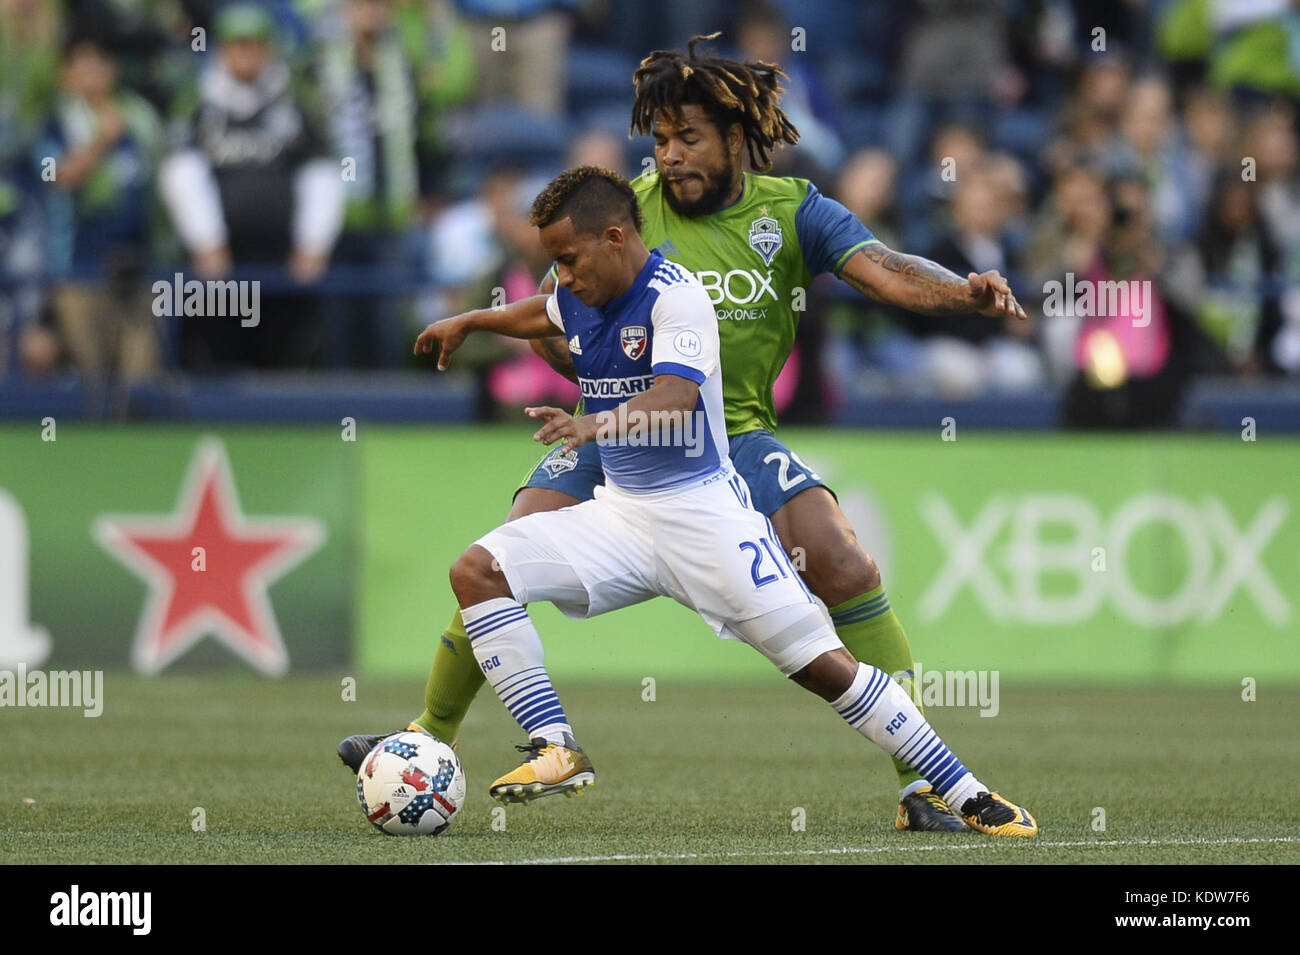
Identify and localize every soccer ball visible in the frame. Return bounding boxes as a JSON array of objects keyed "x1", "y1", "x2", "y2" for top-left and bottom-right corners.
[{"x1": 355, "y1": 732, "x2": 466, "y2": 836}]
